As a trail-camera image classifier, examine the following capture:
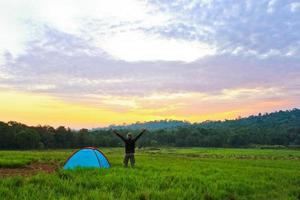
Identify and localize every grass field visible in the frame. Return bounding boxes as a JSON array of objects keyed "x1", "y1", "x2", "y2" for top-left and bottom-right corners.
[{"x1": 1, "y1": 148, "x2": 300, "y2": 200}]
